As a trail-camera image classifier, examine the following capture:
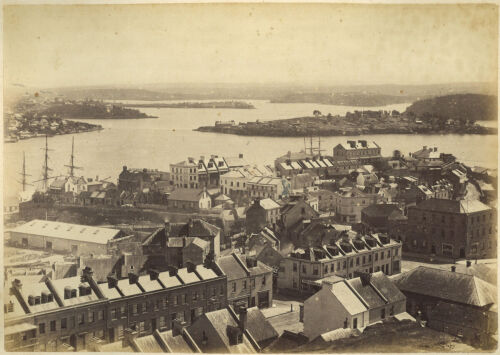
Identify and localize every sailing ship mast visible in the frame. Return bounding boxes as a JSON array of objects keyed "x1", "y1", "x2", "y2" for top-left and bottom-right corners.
[
  {"x1": 64, "y1": 136, "x2": 82, "y2": 177},
  {"x1": 18, "y1": 151, "x2": 32, "y2": 191}
]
